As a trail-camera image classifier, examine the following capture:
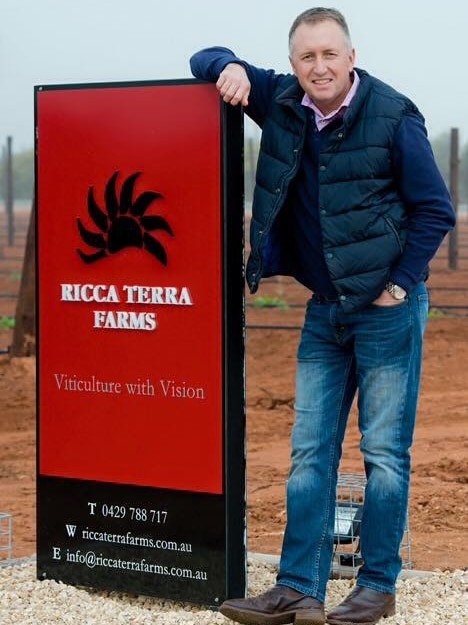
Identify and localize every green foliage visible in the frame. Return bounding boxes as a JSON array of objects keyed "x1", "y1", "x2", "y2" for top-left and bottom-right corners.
[
  {"x1": 0, "y1": 147, "x2": 34, "y2": 200},
  {"x1": 13, "y1": 149, "x2": 34, "y2": 198},
  {"x1": 8, "y1": 271, "x2": 21, "y2": 282},
  {"x1": 252, "y1": 296, "x2": 289, "y2": 309},
  {"x1": 428, "y1": 307, "x2": 446, "y2": 319},
  {"x1": 0, "y1": 316, "x2": 15, "y2": 329},
  {"x1": 430, "y1": 131, "x2": 450, "y2": 185},
  {"x1": 430, "y1": 131, "x2": 468, "y2": 204},
  {"x1": 0, "y1": 130, "x2": 466, "y2": 205}
]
